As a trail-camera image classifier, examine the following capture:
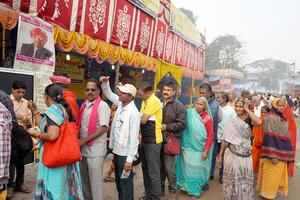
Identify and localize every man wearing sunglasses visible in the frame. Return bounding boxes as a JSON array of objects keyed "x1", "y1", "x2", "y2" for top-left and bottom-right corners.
[{"x1": 78, "y1": 79, "x2": 110, "y2": 200}]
